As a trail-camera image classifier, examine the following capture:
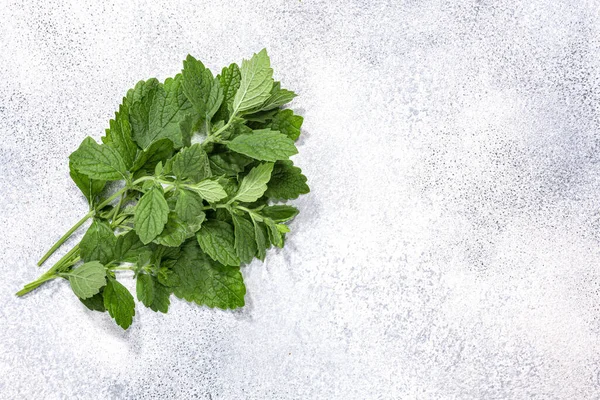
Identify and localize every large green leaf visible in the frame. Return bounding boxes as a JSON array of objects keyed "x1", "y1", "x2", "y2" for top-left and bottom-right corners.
[
  {"x1": 134, "y1": 185, "x2": 169, "y2": 244},
  {"x1": 232, "y1": 49, "x2": 273, "y2": 115},
  {"x1": 234, "y1": 163, "x2": 274, "y2": 203},
  {"x1": 165, "y1": 240, "x2": 245, "y2": 309},
  {"x1": 69, "y1": 137, "x2": 127, "y2": 181},
  {"x1": 68, "y1": 261, "x2": 107, "y2": 299},
  {"x1": 182, "y1": 55, "x2": 223, "y2": 121},
  {"x1": 196, "y1": 220, "x2": 240, "y2": 266},
  {"x1": 171, "y1": 143, "x2": 211, "y2": 182},
  {"x1": 265, "y1": 160, "x2": 309, "y2": 200},
  {"x1": 104, "y1": 276, "x2": 135, "y2": 329},
  {"x1": 227, "y1": 129, "x2": 297, "y2": 161},
  {"x1": 79, "y1": 219, "x2": 117, "y2": 264}
]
